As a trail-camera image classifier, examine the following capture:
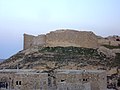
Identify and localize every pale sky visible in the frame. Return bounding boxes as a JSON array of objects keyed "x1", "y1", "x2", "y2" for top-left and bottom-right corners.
[{"x1": 0, "y1": 0, "x2": 120, "y2": 59}]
